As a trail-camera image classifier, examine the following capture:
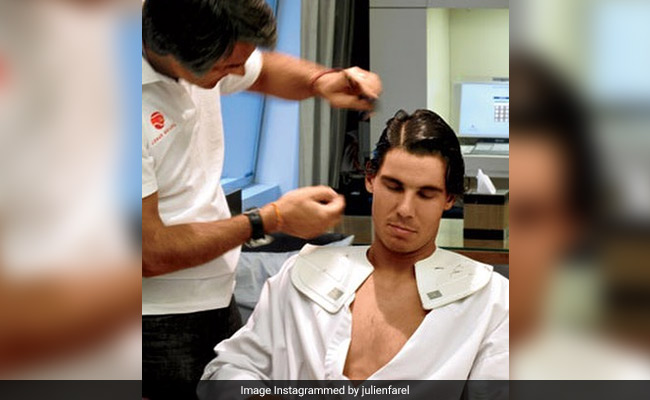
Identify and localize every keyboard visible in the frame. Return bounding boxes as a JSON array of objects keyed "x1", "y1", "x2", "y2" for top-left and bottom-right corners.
[{"x1": 464, "y1": 143, "x2": 509, "y2": 155}]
